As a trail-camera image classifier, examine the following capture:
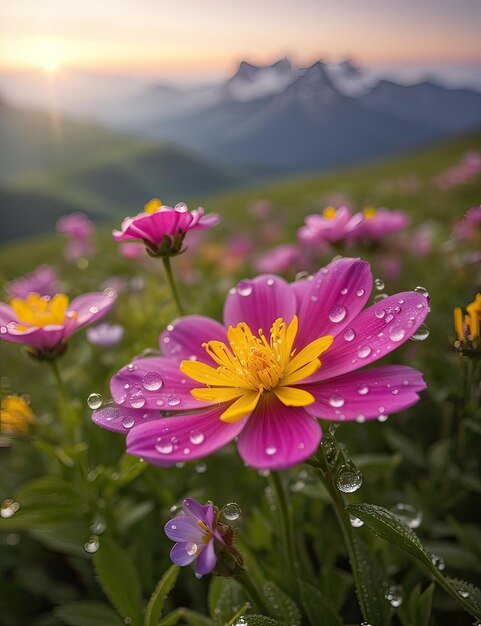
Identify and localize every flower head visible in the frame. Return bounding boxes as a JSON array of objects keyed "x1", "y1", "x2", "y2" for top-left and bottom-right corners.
[
  {"x1": 56, "y1": 212, "x2": 93, "y2": 240},
  {"x1": 93, "y1": 258, "x2": 428, "y2": 470},
  {"x1": 5, "y1": 265, "x2": 61, "y2": 300},
  {"x1": 1, "y1": 395, "x2": 35, "y2": 435},
  {"x1": 164, "y1": 498, "x2": 225, "y2": 577},
  {"x1": 298, "y1": 207, "x2": 363, "y2": 247},
  {"x1": 255, "y1": 244, "x2": 302, "y2": 274},
  {"x1": 353, "y1": 207, "x2": 409, "y2": 243},
  {"x1": 0, "y1": 290, "x2": 117, "y2": 359},
  {"x1": 452, "y1": 205, "x2": 481, "y2": 242},
  {"x1": 87, "y1": 322, "x2": 124, "y2": 348},
  {"x1": 454, "y1": 294, "x2": 481, "y2": 355},
  {"x1": 113, "y1": 198, "x2": 220, "y2": 257}
]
